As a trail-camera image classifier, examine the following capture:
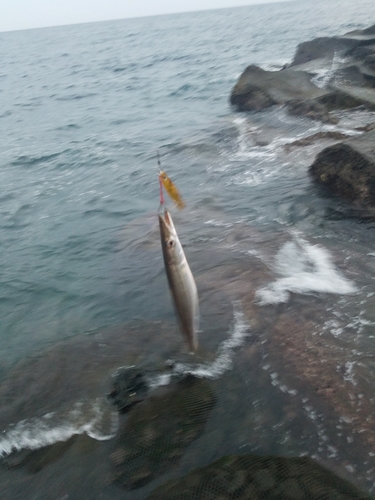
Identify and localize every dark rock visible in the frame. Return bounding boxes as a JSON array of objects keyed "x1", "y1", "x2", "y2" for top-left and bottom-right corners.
[
  {"x1": 286, "y1": 98, "x2": 337, "y2": 123},
  {"x1": 107, "y1": 367, "x2": 150, "y2": 413},
  {"x1": 309, "y1": 129, "x2": 375, "y2": 206},
  {"x1": 109, "y1": 375, "x2": 215, "y2": 490},
  {"x1": 290, "y1": 25, "x2": 375, "y2": 67},
  {"x1": 291, "y1": 36, "x2": 360, "y2": 67},
  {"x1": 284, "y1": 131, "x2": 350, "y2": 151},
  {"x1": 355, "y1": 122, "x2": 375, "y2": 132},
  {"x1": 230, "y1": 24, "x2": 375, "y2": 122},
  {"x1": 146, "y1": 454, "x2": 373, "y2": 500},
  {"x1": 230, "y1": 65, "x2": 326, "y2": 113},
  {"x1": 3, "y1": 436, "x2": 78, "y2": 473},
  {"x1": 316, "y1": 88, "x2": 375, "y2": 111}
]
